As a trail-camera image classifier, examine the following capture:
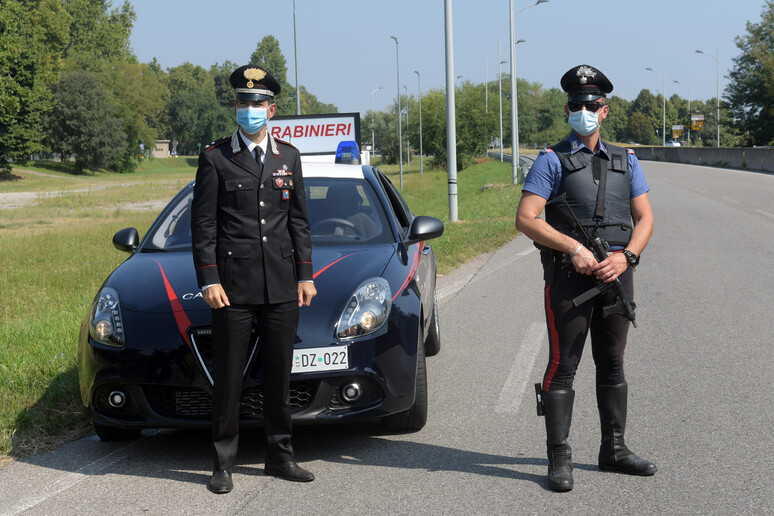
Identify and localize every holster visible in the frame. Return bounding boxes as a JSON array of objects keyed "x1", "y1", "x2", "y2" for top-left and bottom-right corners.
[
  {"x1": 540, "y1": 251, "x2": 556, "y2": 285},
  {"x1": 540, "y1": 250, "x2": 572, "y2": 285}
]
